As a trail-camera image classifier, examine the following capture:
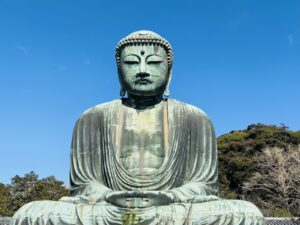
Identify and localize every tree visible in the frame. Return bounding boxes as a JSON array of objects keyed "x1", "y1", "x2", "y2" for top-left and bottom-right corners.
[
  {"x1": 5, "y1": 171, "x2": 70, "y2": 216},
  {"x1": 243, "y1": 145, "x2": 300, "y2": 216},
  {"x1": 0, "y1": 183, "x2": 13, "y2": 216}
]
